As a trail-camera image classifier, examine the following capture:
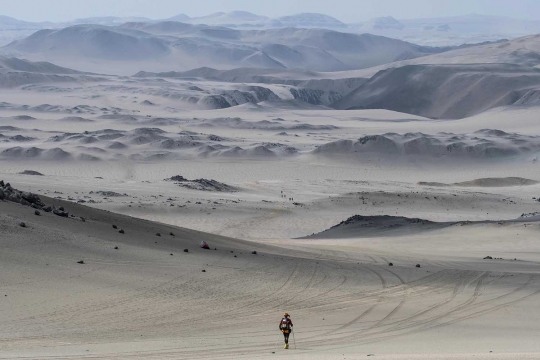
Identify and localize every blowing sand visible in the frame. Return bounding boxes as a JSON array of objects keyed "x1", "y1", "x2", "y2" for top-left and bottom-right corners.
[{"x1": 2, "y1": 45, "x2": 540, "y2": 359}]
